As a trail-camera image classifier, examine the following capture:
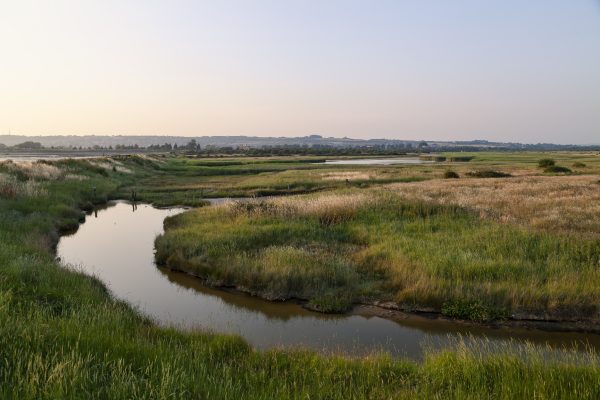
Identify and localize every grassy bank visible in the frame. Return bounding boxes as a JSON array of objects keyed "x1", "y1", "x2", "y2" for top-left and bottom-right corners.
[
  {"x1": 2, "y1": 155, "x2": 600, "y2": 398},
  {"x1": 156, "y1": 184, "x2": 600, "y2": 321}
]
